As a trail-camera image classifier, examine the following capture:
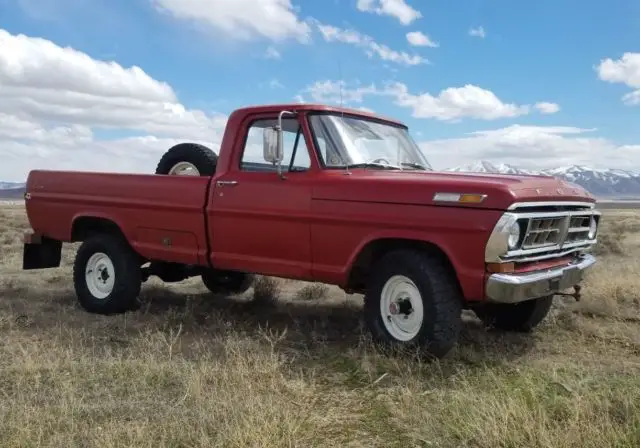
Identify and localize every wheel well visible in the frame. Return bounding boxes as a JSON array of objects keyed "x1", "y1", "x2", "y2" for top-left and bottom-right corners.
[
  {"x1": 71, "y1": 217, "x2": 126, "y2": 242},
  {"x1": 346, "y1": 238, "x2": 460, "y2": 293}
]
